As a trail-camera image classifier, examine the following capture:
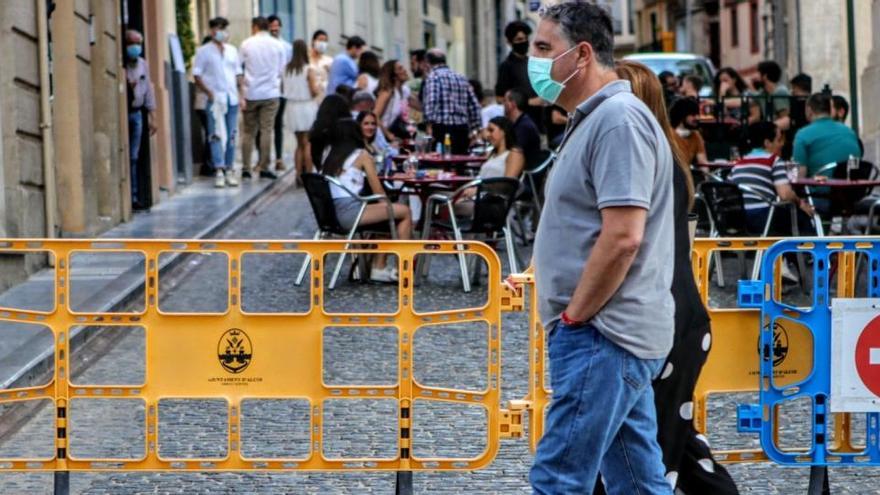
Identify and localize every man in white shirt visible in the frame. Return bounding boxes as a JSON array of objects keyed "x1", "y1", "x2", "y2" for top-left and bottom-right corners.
[
  {"x1": 239, "y1": 16, "x2": 286, "y2": 179},
  {"x1": 193, "y1": 17, "x2": 240, "y2": 187},
  {"x1": 267, "y1": 15, "x2": 293, "y2": 172},
  {"x1": 222, "y1": 34, "x2": 244, "y2": 180}
]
